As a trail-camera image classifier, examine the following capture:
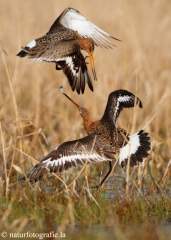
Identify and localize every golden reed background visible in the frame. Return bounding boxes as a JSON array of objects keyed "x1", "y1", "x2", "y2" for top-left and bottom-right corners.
[{"x1": 0, "y1": 0, "x2": 171, "y2": 175}]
